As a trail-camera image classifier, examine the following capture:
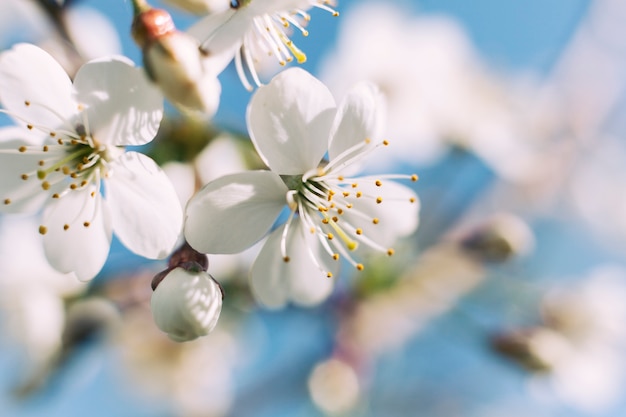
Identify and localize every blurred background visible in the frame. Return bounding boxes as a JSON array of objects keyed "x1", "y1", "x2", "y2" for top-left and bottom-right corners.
[{"x1": 4, "y1": 0, "x2": 626, "y2": 416}]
